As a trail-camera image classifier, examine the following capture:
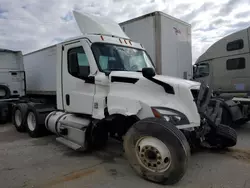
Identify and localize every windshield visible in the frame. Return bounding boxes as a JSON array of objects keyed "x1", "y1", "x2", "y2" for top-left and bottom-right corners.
[
  {"x1": 194, "y1": 63, "x2": 209, "y2": 78},
  {"x1": 91, "y1": 43, "x2": 154, "y2": 73}
]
